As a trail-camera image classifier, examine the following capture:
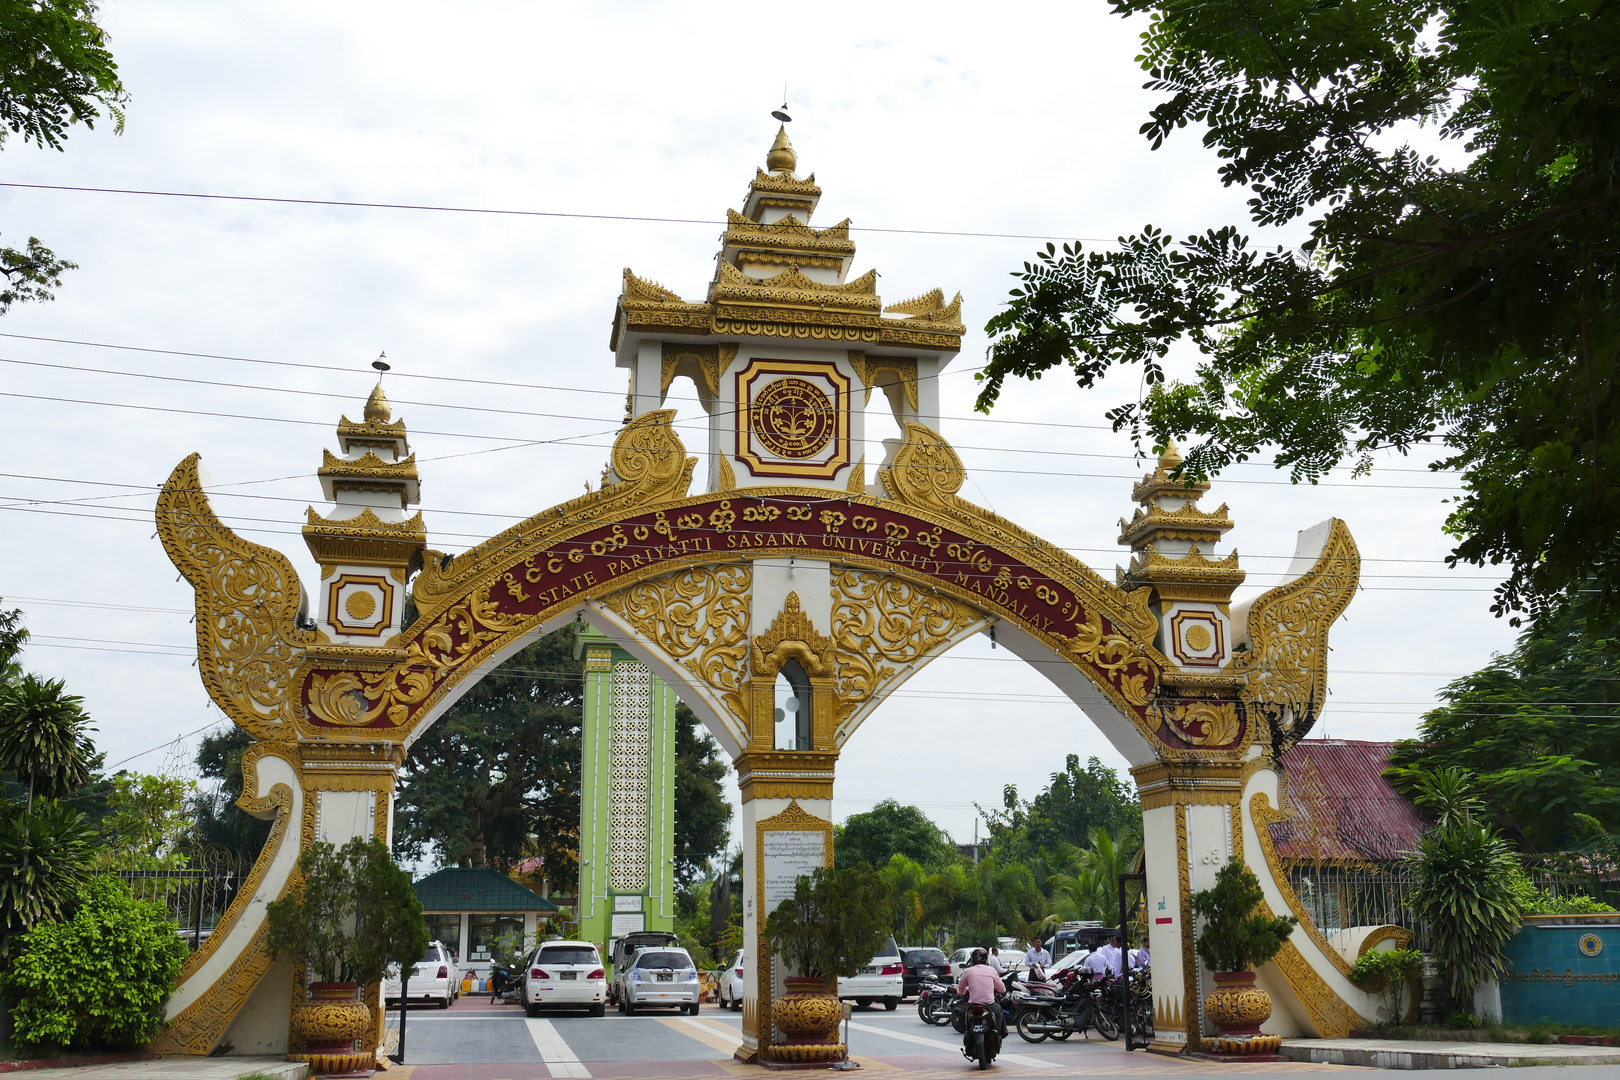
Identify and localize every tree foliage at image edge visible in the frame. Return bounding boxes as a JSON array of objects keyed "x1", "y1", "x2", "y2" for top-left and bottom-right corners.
[{"x1": 979, "y1": 0, "x2": 1620, "y2": 624}]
